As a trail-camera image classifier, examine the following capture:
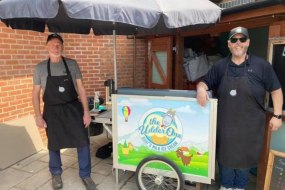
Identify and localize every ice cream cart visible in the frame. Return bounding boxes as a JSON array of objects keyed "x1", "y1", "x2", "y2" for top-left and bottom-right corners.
[{"x1": 112, "y1": 88, "x2": 217, "y2": 189}]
